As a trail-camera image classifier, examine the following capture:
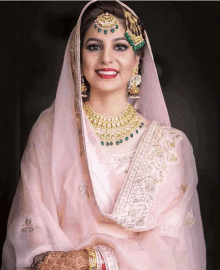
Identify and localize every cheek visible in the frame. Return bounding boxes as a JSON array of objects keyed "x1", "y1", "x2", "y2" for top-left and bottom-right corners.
[
  {"x1": 121, "y1": 51, "x2": 136, "y2": 70},
  {"x1": 82, "y1": 58, "x2": 98, "y2": 79},
  {"x1": 81, "y1": 55, "x2": 89, "y2": 73},
  {"x1": 120, "y1": 58, "x2": 136, "y2": 79},
  {"x1": 81, "y1": 50, "x2": 92, "y2": 73}
]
